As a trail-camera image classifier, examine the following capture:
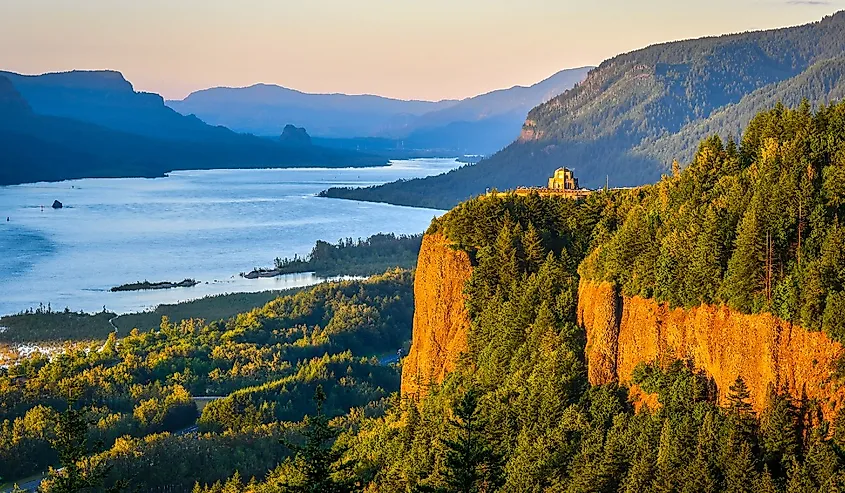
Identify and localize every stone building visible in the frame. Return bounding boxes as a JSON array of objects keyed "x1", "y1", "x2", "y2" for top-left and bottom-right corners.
[{"x1": 548, "y1": 168, "x2": 579, "y2": 190}]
